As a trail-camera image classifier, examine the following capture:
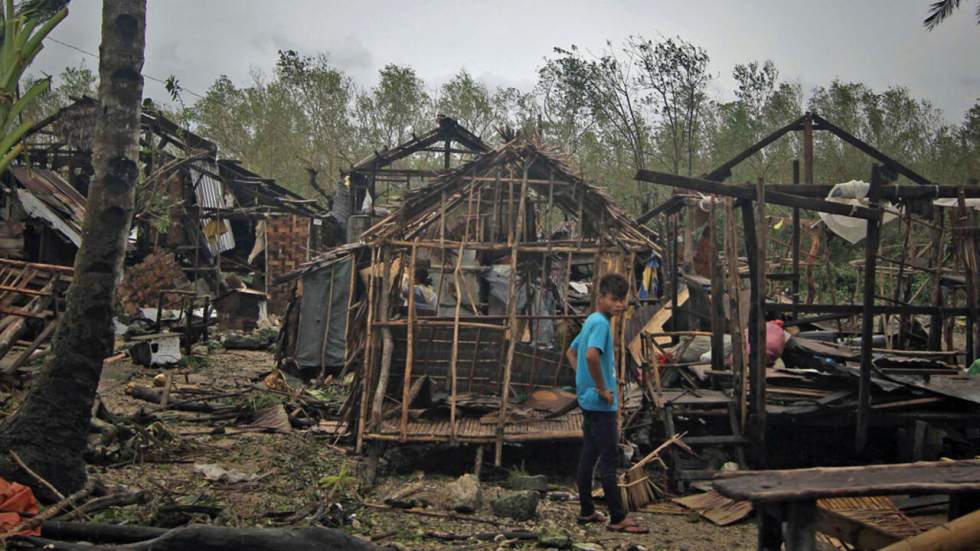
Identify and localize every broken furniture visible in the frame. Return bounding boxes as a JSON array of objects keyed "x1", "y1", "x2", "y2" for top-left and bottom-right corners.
[
  {"x1": 153, "y1": 289, "x2": 211, "y2": 354},
  {"x1": 713, "y1": 459, "x2": 980, "y2": 551},
  {"x1": 128, "y1": 333, "x2": 182, "y2": 367}
]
